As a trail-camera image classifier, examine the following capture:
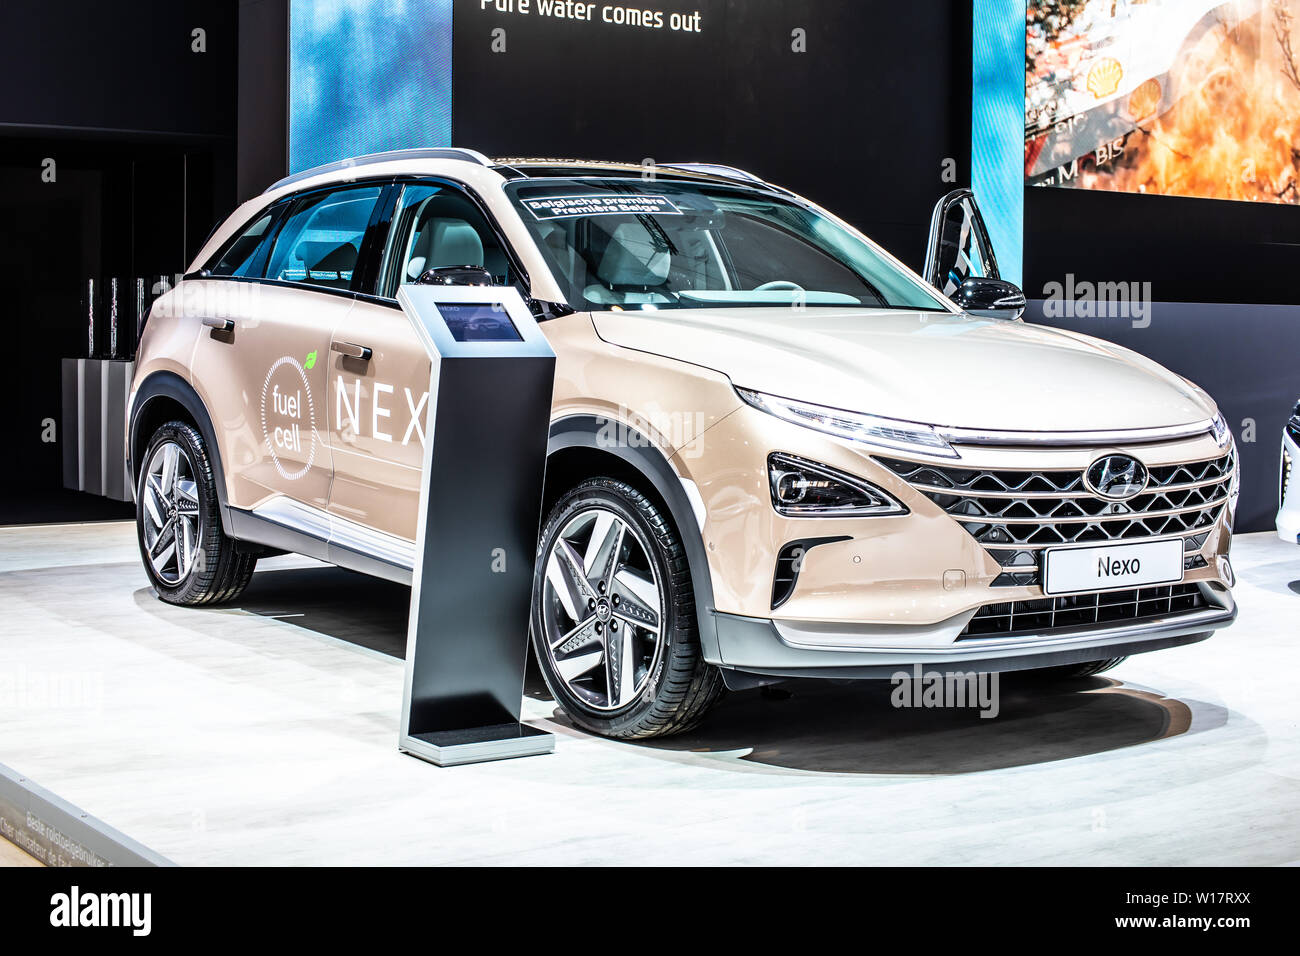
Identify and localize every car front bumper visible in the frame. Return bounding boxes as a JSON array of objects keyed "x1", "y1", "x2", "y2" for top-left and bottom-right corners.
[
  {"x1": 714, "y1": 582, "x2": 1236, "y2": 681},
  {"x1": 676, "y1": 404, "x2": 1238, "y2": 679}
]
